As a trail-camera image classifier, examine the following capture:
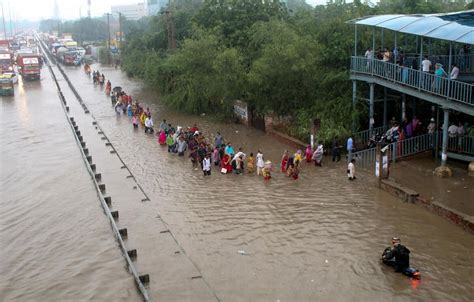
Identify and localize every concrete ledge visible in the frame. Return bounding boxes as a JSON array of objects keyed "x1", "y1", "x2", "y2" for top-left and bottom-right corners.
[
  {"x1": 380, "y1": 179, "x2": 473, "y2": 233},
  {"x1": 267, "y1": 129, "x2": 306, "y2": 150},
  {"x1": 380, "y1": 179, "x2": 419, "y2": 202}
]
